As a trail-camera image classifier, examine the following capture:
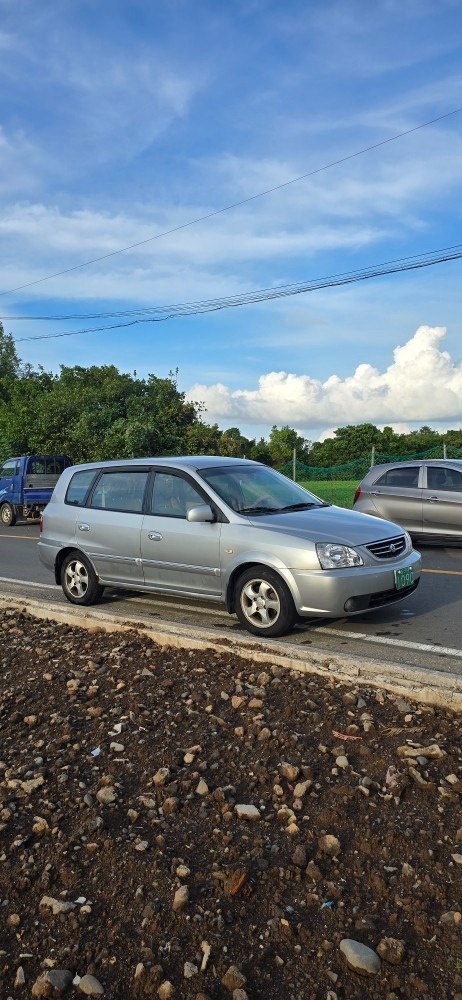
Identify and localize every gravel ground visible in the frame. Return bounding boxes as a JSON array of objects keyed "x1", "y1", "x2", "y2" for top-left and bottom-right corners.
[{"x1": 0, "y1": 605, "x2": 461, "y2": 1000}]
